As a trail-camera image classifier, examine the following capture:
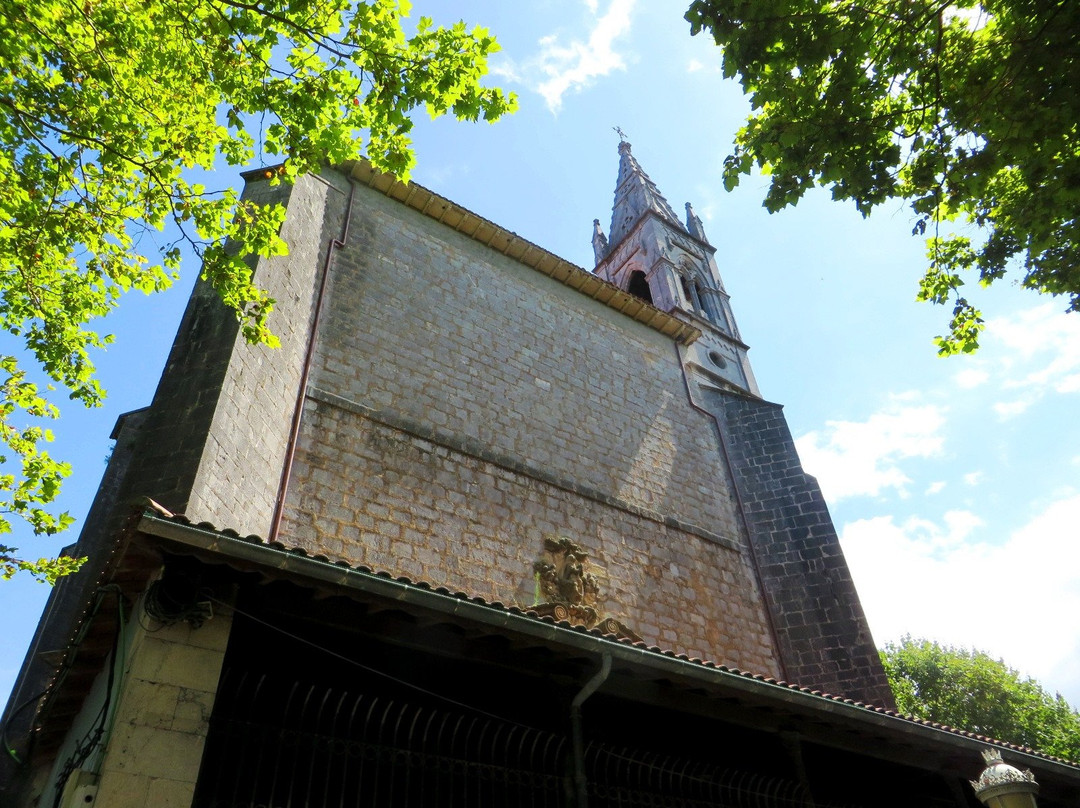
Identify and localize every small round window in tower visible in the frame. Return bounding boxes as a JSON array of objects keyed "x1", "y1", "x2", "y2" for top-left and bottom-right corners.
[{"x1": 707, "y1": 350, "x2": 728, "y2": 369}]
